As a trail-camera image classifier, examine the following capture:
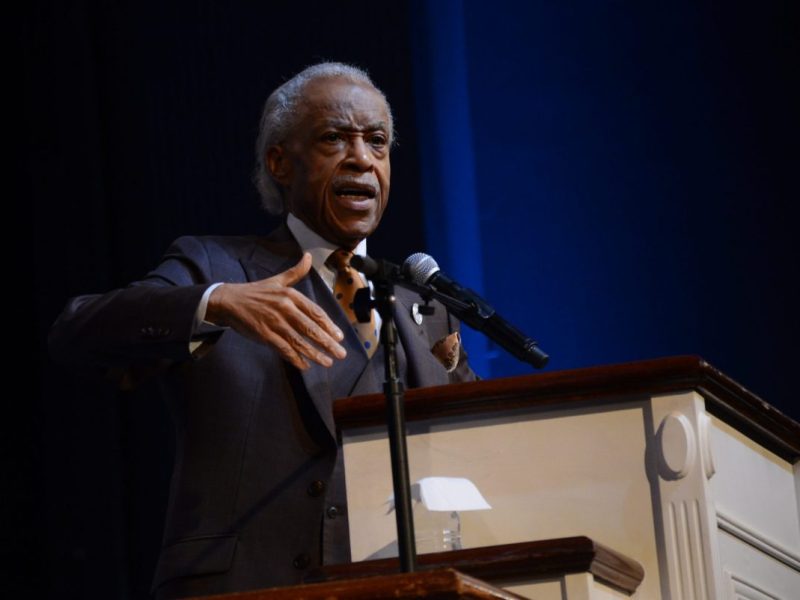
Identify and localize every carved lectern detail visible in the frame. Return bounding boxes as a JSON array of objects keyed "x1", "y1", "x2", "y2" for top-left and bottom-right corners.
[
  {"x1": 666, "y1": 499, "x2": 713, "y2": 599},
  {"x1": 651, "y1": 393, "x2": 725, "y2": 600},
  {"x1": 659, "y1": 412, "x2": 697, "y2": 480},
  {"x1": 698, "y1": 412, "x2": 716, "y2": 480}
]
